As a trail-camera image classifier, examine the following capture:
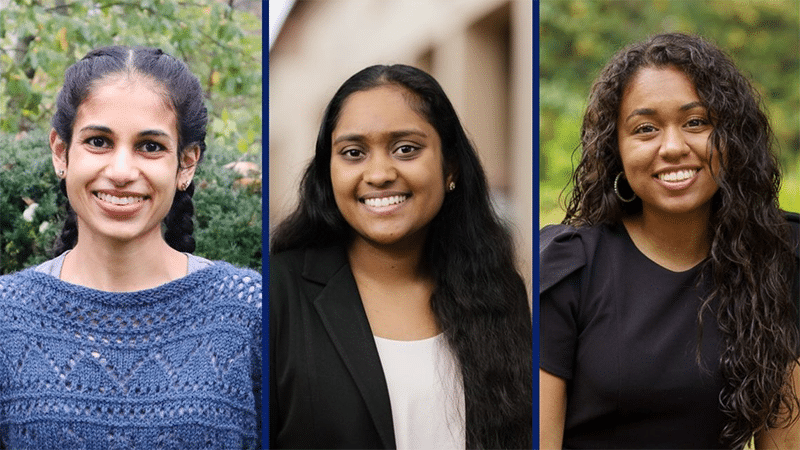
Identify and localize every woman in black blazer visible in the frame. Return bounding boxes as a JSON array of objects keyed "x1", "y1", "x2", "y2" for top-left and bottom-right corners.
[{"x1": 269, "y1": 65, "x2": 531, "y2": 449}]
